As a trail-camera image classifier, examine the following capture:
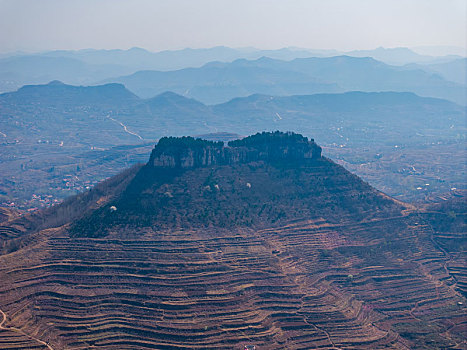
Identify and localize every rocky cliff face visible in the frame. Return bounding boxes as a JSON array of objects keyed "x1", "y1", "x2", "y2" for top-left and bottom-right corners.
[
  {"x1": 149, "y1": 131, "x2": 322, "y2": 169},
  {"x1": 2, "y1": 132, "x2": 463, "y2": 350}
]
